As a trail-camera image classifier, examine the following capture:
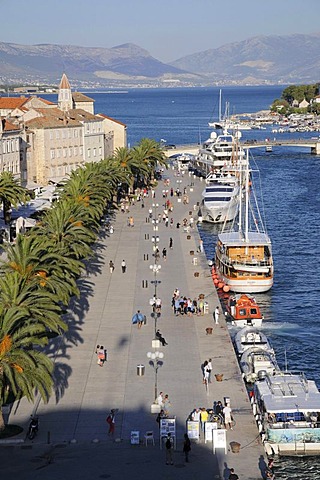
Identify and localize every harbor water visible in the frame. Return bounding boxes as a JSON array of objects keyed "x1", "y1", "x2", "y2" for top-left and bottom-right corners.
[{"x1": 51, "y1": 86, "x2": 320, "y2": 477}]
